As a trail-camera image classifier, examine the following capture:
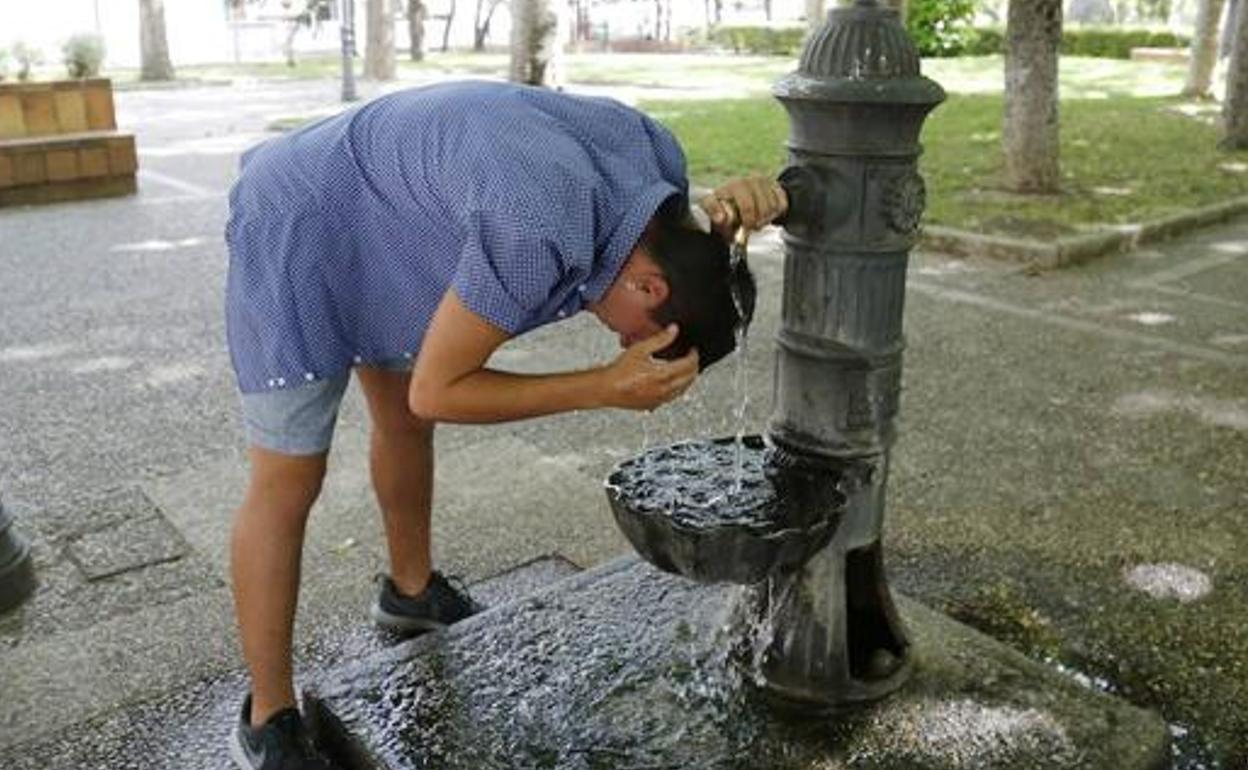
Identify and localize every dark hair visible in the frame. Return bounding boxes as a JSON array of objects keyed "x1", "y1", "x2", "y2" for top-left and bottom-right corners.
[{"x1": 644, "y1": 197, "x2": 757, "y2": 371}]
